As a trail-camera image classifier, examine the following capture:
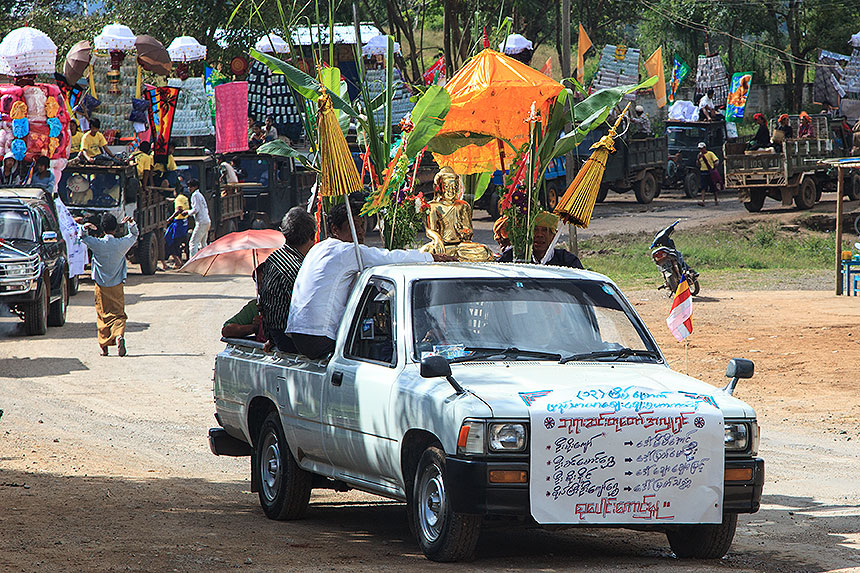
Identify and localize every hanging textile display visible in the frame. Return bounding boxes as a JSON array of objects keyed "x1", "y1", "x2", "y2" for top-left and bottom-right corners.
[
  {"x1": 0, "y1": 83, "x2": 71, "y2": 162},
  {"x1": 214, "y1": 81, "x2": 248, "y2": 154},
  {"x1": 725, "y1": 72, "x2": 753, "y2": 122},
  {"x1": 592, "y1": 44, "x2": 640, "y2": 100},
  {"x1": 813, "y1": 49, "x2": 849, "y2": 108},
  {"x1": 246, "y1": 59, "x2": 303, "y2": 141},
  {"x1": 145, "y1": 86, "x2": 179, "y2": 161},
  {"x1": 366, "y1": 66, "x2": 414, "y2": 126},
  {"x1": 168, "y1": 77, "x2": 214, "y2": 137},
  {"x1": 669, "y1": 55, "x2": 691, "y2": 103},
  {"x1": 205, "y1": 66, "x2": 229, "y2": 124},
  {"x1": 694, "y1": 54, "x2": 729, "y2": 108}
]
